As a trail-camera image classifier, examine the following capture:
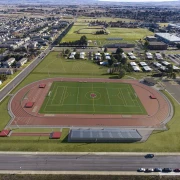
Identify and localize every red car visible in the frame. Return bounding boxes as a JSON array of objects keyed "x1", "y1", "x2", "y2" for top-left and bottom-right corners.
[{"x1": 174, "y1": 169, "x2": 180, "y2": 172}]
